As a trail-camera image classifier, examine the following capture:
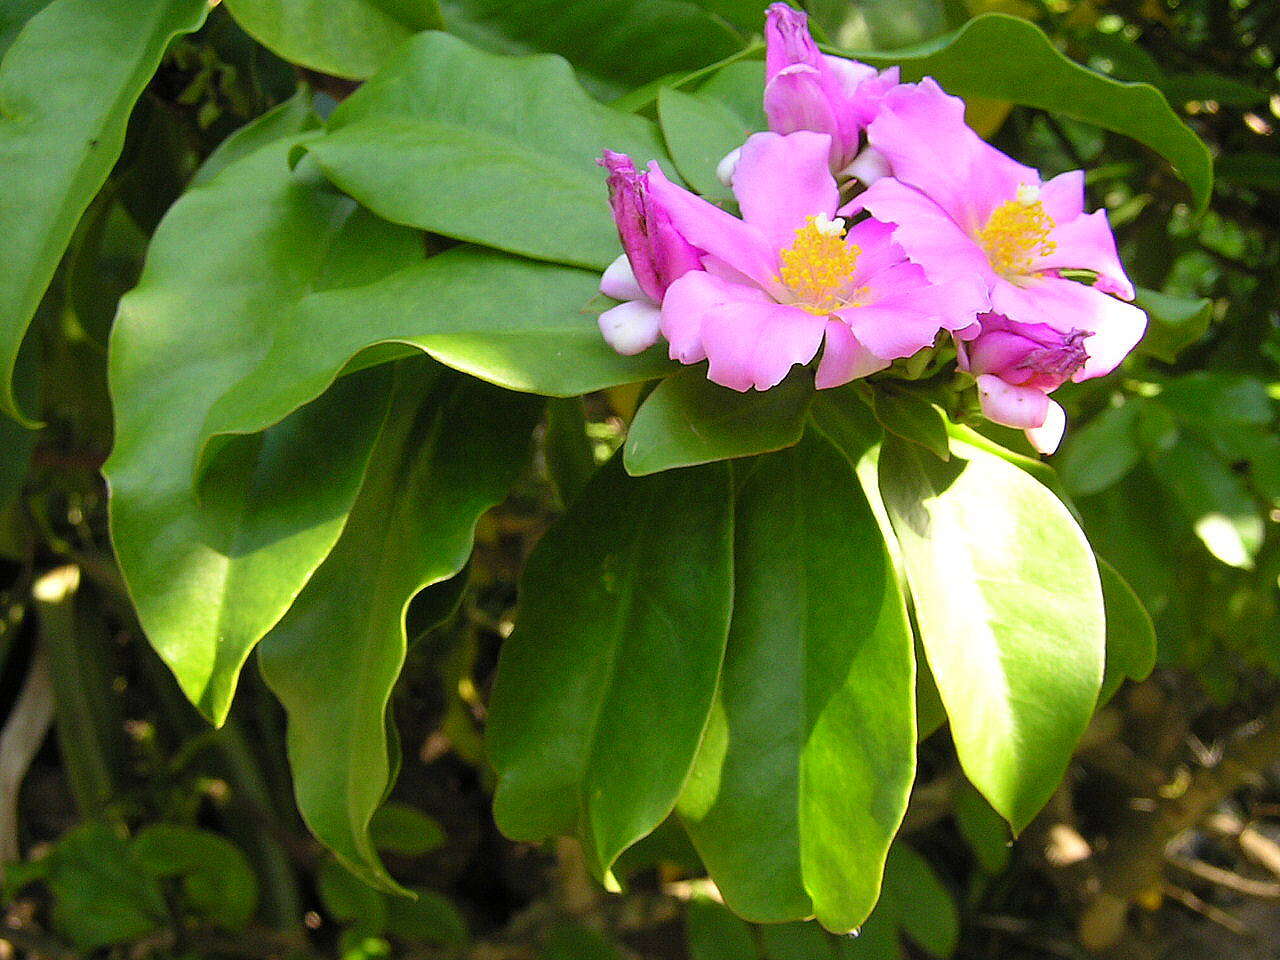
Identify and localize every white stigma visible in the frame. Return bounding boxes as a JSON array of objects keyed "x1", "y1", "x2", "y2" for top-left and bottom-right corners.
[
  {"x1": 1015, "y1": 182, "x2": 1042, "y2": 204},
  {"x1": 812, "y1": 212, "x2": 846, "y2": 236}
]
